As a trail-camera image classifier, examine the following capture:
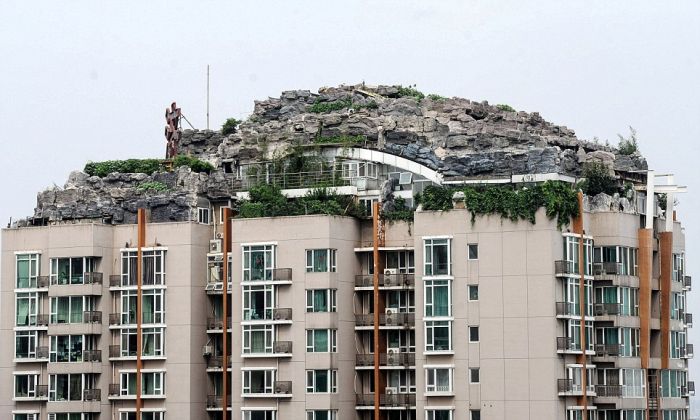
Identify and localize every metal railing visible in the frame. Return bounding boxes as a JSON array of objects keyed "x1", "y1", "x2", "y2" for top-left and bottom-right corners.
[
  {"x1": 355, "y1": 313, "x2": 415, "y2": 327},
  {"x1": 108, "y1": 345, "x2": 121, "y2": 358},
  {"x1": 593, "y1": 262, "x2": 623, "y2": 276},
  {"x1": 37, "y1": 276, "x2": 49, "y2": 289},
  {"x1": 354, "y1": 273, "x2": 415, "y2": 288},
  {"x1": 554, "y1": 260, "x2": 577, "y2": 275},
  {"x1": 84, "y1": 272, "x2": 103, "y2": 284},
  {"x1": 356, "y1": 393, "x2": 416, "y2": 406},
  {"x1": 273, "y1": 308, "x2": 292, "y2": 321},
  {"x1": 206, "y1": 355, "x2": 232, "y2": 369},
  {"x1": 595, "y1": 344, "x2": 622, "y2": 357},
  {"x1": 685, "y1": 276, "x2": 692, "y2": 289},
  {"x1": 556, "y1": 337, "x2": 581, "y2": 352},
  {"x1": 36, "y1": 385, "x2": 49, "y2": 398},
  {"x1": 273, "y1": 341, "x2": 293, "y2": 354},
  {"x1": 207, "y1": 317, "x2": 232, "y2": 330},
  {"x1": 685, "y1": 313, "x2": 693, "y2": 327},
  {"x1": 36, "y1": 314, "x2": 49, "y2": 326},
  {"x1": 272, "y1": 268, "x2": 293, "y2": 282},
  {"x1": 83, "y1": 389, "x2": 101, "y2": 401},
  {"x1": 233, "y1": 169, "x2": 352, "y2": 191},
  {"x1": 688, "y1": 381, "x2": 695, "y2": 395},
  {"x1": 595, "y1": 384, "x2": 622, "y2": 397},
  {"x1": 36, "y1": 346, "x2": 49, "y2": 359},
  {"x1": 83, "y1": 311, "x2": 102, "y2": 324},
  {"x1": 274, "y1": 381, "x2": 292, "y2": 395},
  {"x1": 109, "y1": 313, "x2": 121, "y2": 326},
  {"x1": 108, "y1": 384, "x2": 120, "y2": 396},
  {"x1": 555, "y1": 302, "x2": 578, "y2": 316},
  {"x1": 83, "y1": 350, "x2": 102, "y2": 362},
  {"x1": 206, "y1": 395, "x2": 230, "y2": 408},
  {"x1": 355, "y1": 353, "x2": 416, "y2": 366},
  {"x1": 594, "y1": 303, "x2": 621, "y2": 316},
  {"x1": 681, "y1": 344, "x2": 694, "y2": 359},
  {"x1": 558, "y1": 379, "x2": 573, "y2": 393},
  {"x1": 109, "y1": 275, "x2": 121, "y2": 287}
]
